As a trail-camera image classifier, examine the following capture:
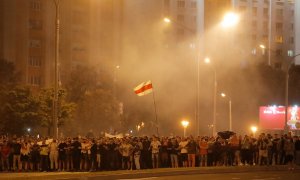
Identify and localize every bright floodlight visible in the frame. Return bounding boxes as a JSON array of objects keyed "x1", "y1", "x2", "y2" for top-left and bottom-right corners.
[
  {"x1": 204, "y1": 57, "x2": 211, "y2": 64},
  {"x1": 164, "y1": 17, "x2": 171, "y2": 23},
  {"x1": 27, "y1": 128, "x2": 31, "y2": 132},
  {"x1": 181, "y1": 120, "x2": 189, "y2": 128},
  {"x1": 259, "y1": 44, "x2": 266, "y2": 49},
  {"x1": 221, "y1": 12, "x2": 239, "y2": 28},
  {"x1": 251, "y1": 126, "x2": 257, "y2": 133},
  {"x1": 221, "y1": 93, "x2": 226, "y2": 97}
]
